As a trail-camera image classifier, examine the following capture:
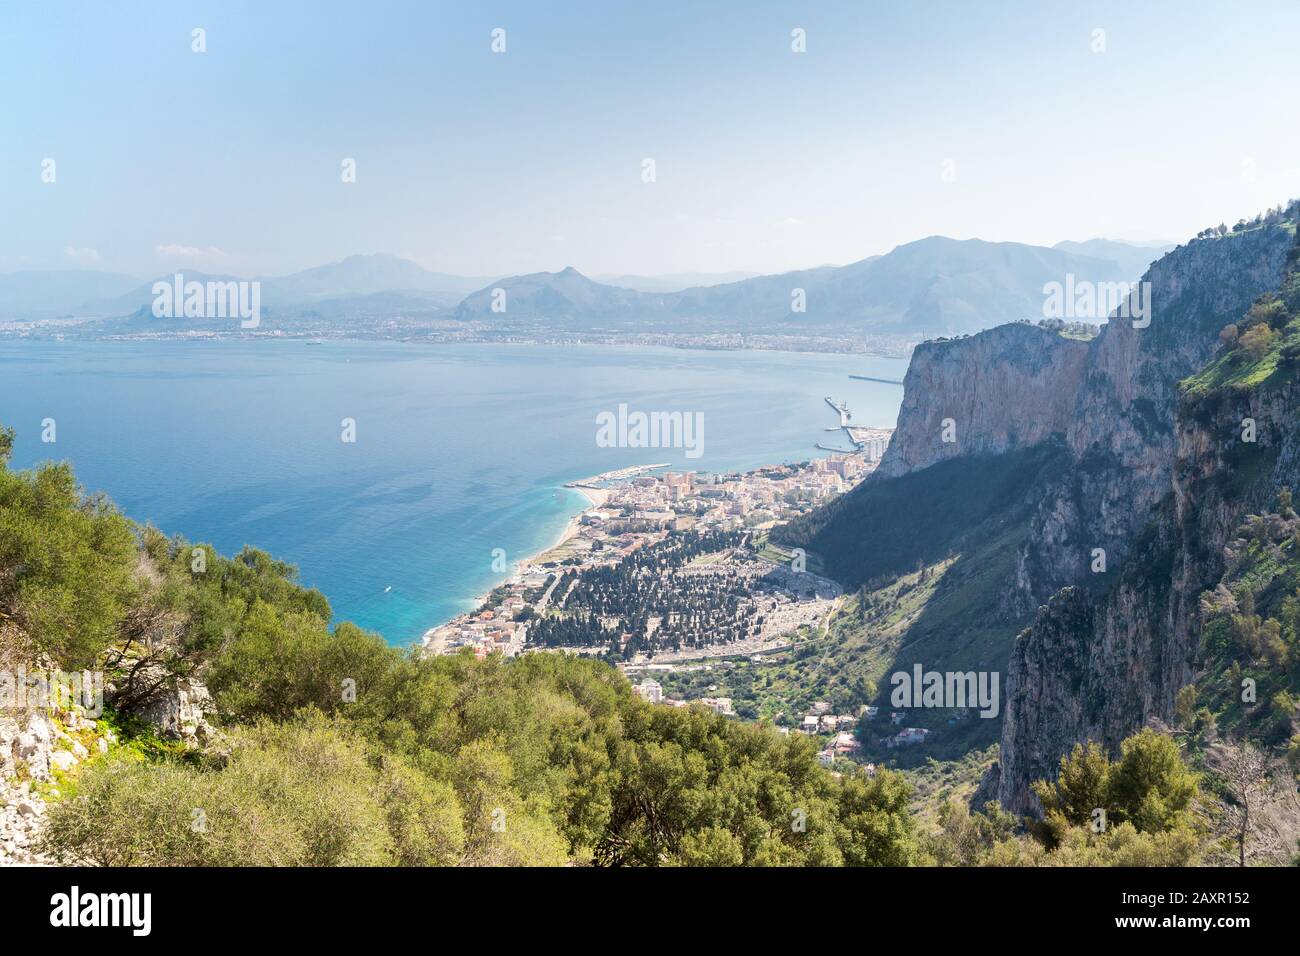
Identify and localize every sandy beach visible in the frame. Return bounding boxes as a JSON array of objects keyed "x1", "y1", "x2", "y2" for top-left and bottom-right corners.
[
  {"x1": 420, "y1": 481, "x2": 617, "y2": 649},
  {"x1": 519, "y1": 484, "x2": 608, "y2": 568},
  {"x1": 570, "y1": 485, "x2": 611, "y2": 508}
]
